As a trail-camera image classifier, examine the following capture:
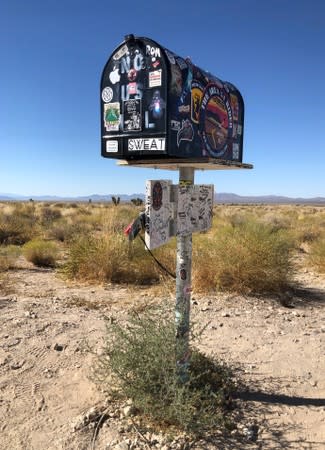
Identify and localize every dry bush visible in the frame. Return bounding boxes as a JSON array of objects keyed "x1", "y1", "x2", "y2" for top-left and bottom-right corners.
[
  {"x1": 40, "y1": 206, "x2": 62, "y2": 225},
  {"x1": 193, "y1": 220, "x2": 293, "y2": 294},
  {"x1": 23, "y1": 239, "x2": 58, "y2": 267},
  {"x1": 0, "y1": 207, "x2": 37, "y2": 245},
  {"x1": 0, "y1": 245, "x2": 21, "y2": 271},
  {"x1": 309, "y1": 237, "x2": 325, "y2": 273},
  {"x1": 64, "y1": 234, "x2": 163, "y2": 284}
]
